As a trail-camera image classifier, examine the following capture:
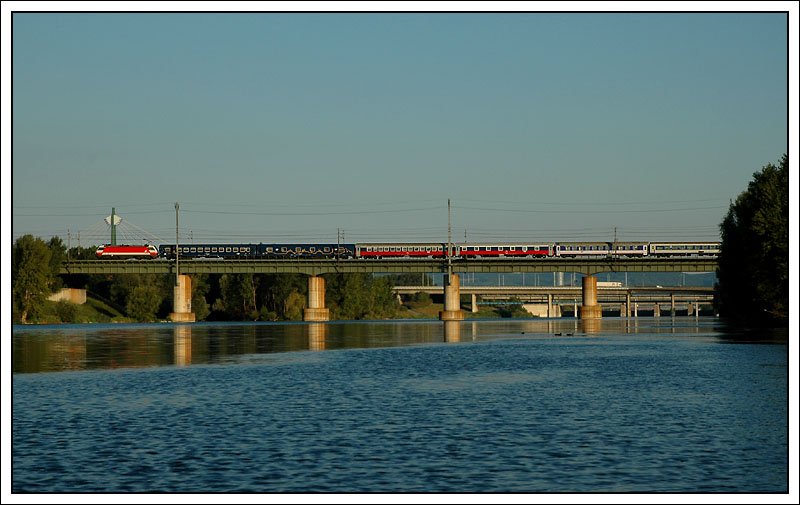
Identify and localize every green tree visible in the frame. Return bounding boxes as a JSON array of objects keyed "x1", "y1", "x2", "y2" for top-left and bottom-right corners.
[
  {"x1": 68, "y1": 245, "x2": 98, "y2": 260},
  {"x1": 109, "y1": 274, "x2": 168, "y2": 322},
  {"x1": 219, "y1": 274, "x2": 258, "y2": 320},
  {"x1": 47, "y1": 237, "x2": 67, "y2": 291},
  {"x1": 190, "y1": 274, "x2": 211, "y2": 321},
  {"x1": 340, "y1": 273, "x2": 370, "y2": 319},
  {"x1": 12, "y1": 235, "x2": 54, "y2": 323},
  {"x1": 716, "y1": 154, "x2": 788, "y2": 326},
  {"x1": 258, "y1": 274, "x2": 307, "y2": 319},
  {"x1": 367, "y1": 275, "x2": 399, "y2": 319},
  {"x1": 325, "y1": 273, "x2": 400, "y2": 320},
  {"x1": 126, "y1": 284, "x2": 162, "y2": 322},
  {"x1": 283, "y1": 290, "x2": 306, "y2": 321}
]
